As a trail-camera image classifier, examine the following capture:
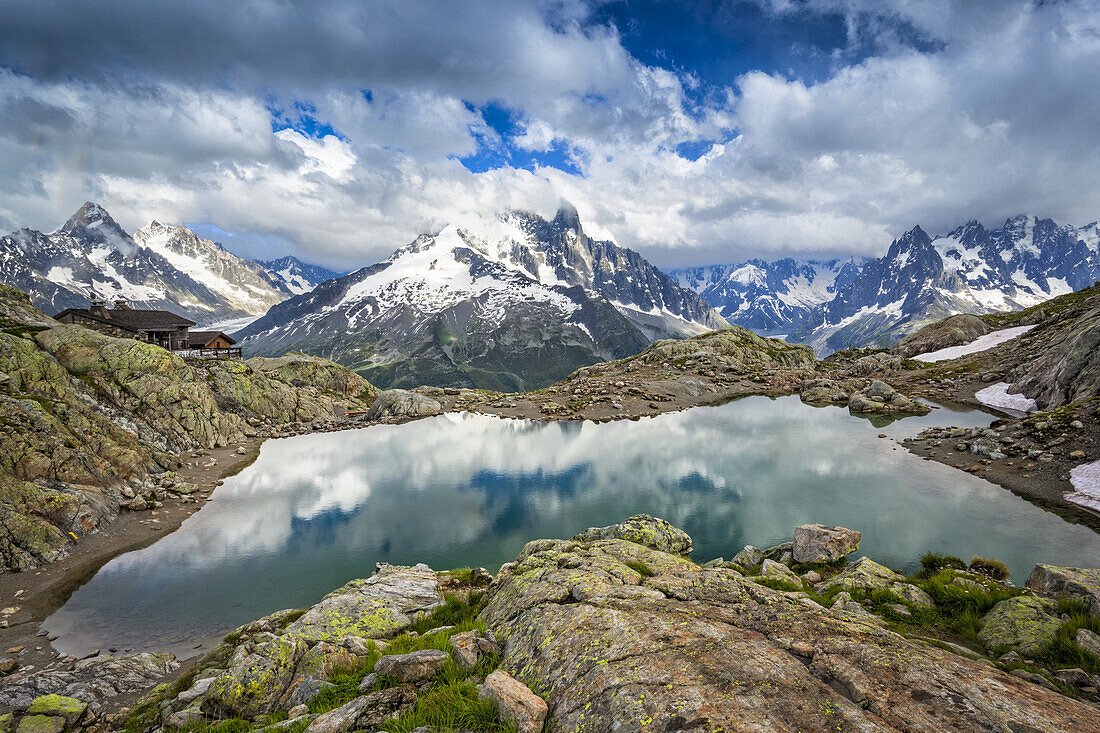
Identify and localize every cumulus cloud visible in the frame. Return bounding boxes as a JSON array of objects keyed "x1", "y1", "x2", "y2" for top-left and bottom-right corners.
[{"x1": 0, "y1": 0, "x2": 1097, "y2": 269}]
